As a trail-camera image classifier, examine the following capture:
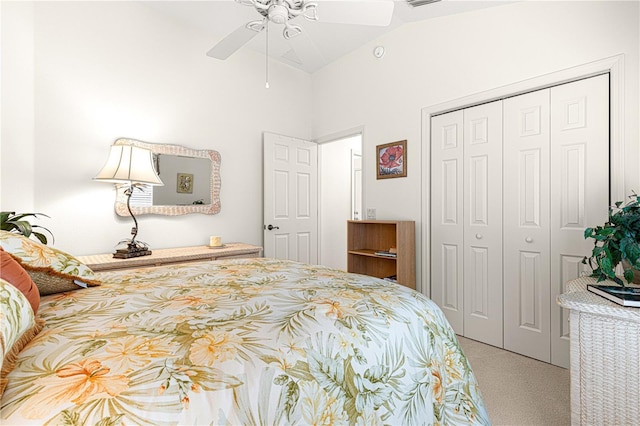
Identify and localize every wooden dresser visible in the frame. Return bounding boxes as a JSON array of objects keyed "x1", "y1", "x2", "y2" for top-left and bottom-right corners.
[{"x1": 78, "y1": 243, "x2": 262, "y2": 272}]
